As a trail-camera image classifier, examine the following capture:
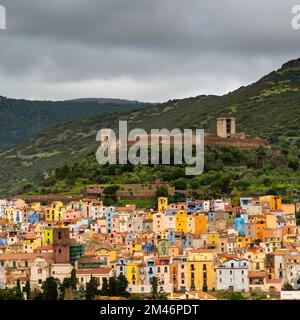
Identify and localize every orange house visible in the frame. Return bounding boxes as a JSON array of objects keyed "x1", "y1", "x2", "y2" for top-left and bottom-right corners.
[
  {"x1": 194, "y1": 214, "x2": 207, "y2": 238},
  {"x1": 253, "y1": 216, "x2": 266, "y2": 241}
]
